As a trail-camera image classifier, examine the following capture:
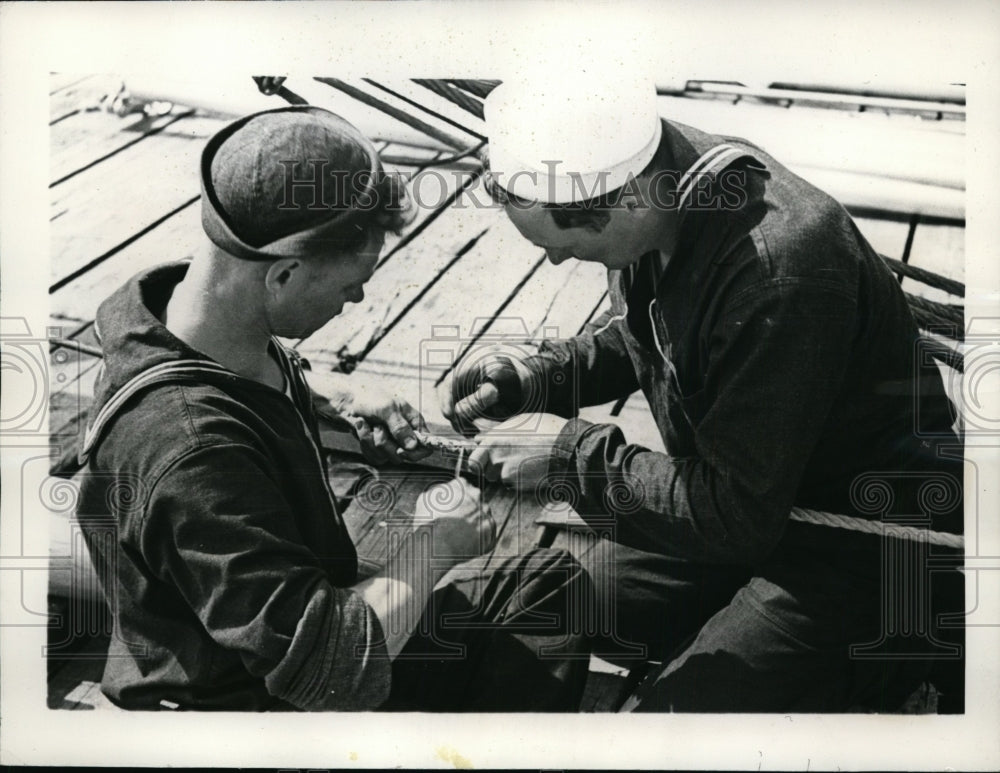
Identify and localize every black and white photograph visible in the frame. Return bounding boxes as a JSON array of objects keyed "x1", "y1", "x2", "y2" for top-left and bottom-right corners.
[{"x1": 1, "y1": 2, "x2": 998, "y2": 770}]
